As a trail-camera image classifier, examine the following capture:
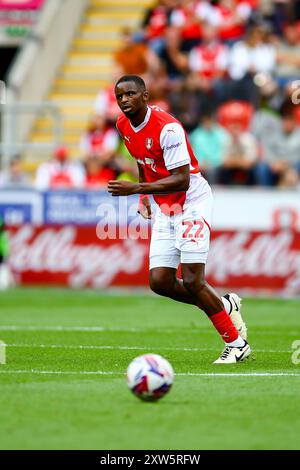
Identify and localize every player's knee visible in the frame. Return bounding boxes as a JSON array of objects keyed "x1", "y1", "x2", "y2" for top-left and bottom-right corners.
[
  {"x1": 149, "y1": 271, "x2": 173, "y2": 297},
  {"x1": 183, "y1": 275, "x2": 206, "y2": 296},
  {"x1": 149, "y1": 276, "x2": 167, "y2": 297}
]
